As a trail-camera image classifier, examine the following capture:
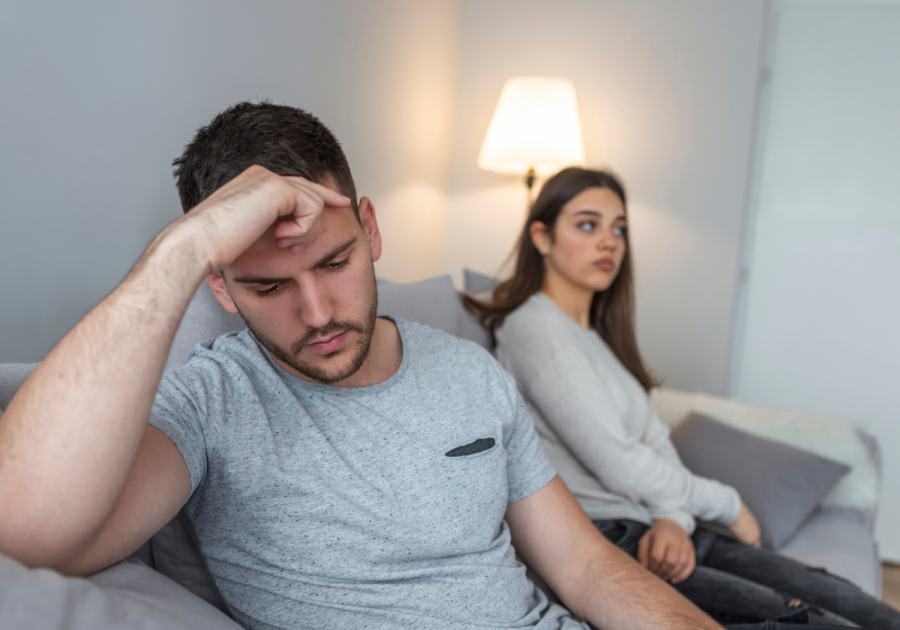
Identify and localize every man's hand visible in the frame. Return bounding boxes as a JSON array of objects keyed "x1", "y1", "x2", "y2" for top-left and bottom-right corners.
[
  {"x1": 637, "y1": 519, "x2": 696, "y2": 583},
  {"x1": 180, "y1": 165, "x2": 351, "y2": 274},
  {"x1": 727, "y1": 502, "x2": 762, "y2": 547}
]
